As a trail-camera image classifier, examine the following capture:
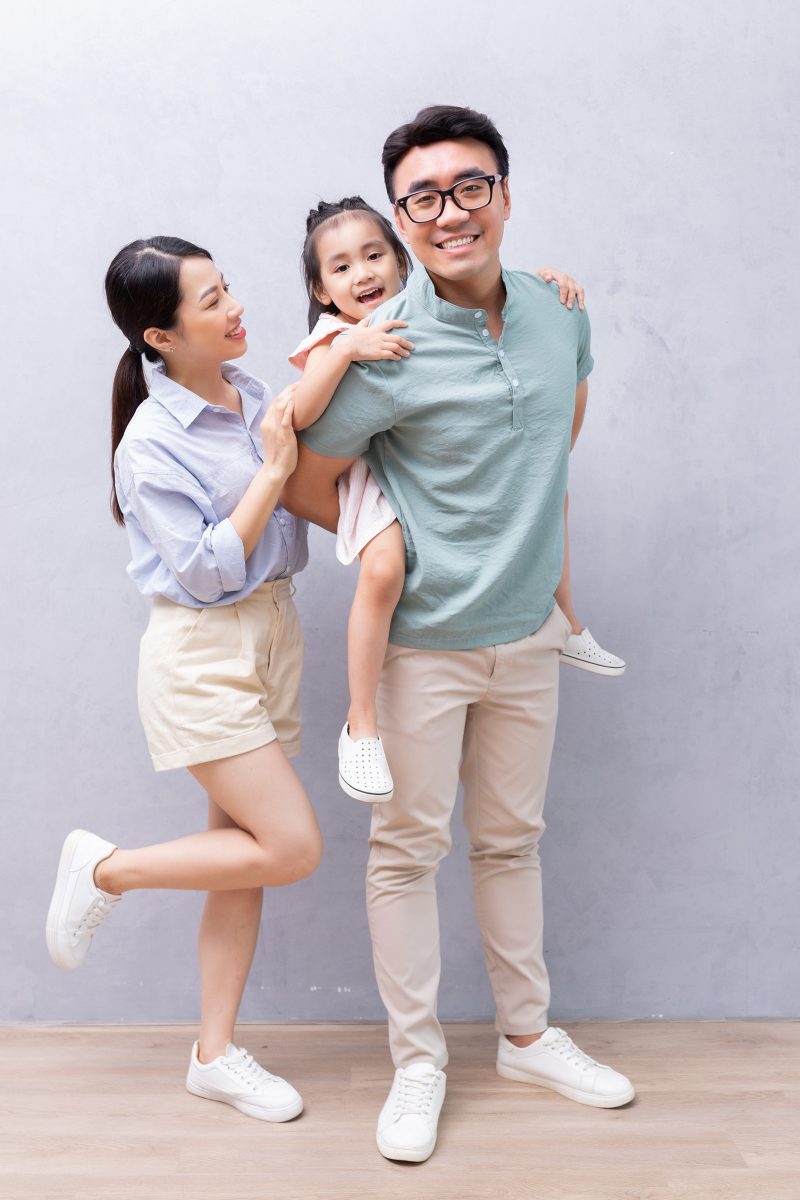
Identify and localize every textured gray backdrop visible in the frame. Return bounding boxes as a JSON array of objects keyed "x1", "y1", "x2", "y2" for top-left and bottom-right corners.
[{"x1": 2, "y1": 0, "x2": 797, "y2": 1026}]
